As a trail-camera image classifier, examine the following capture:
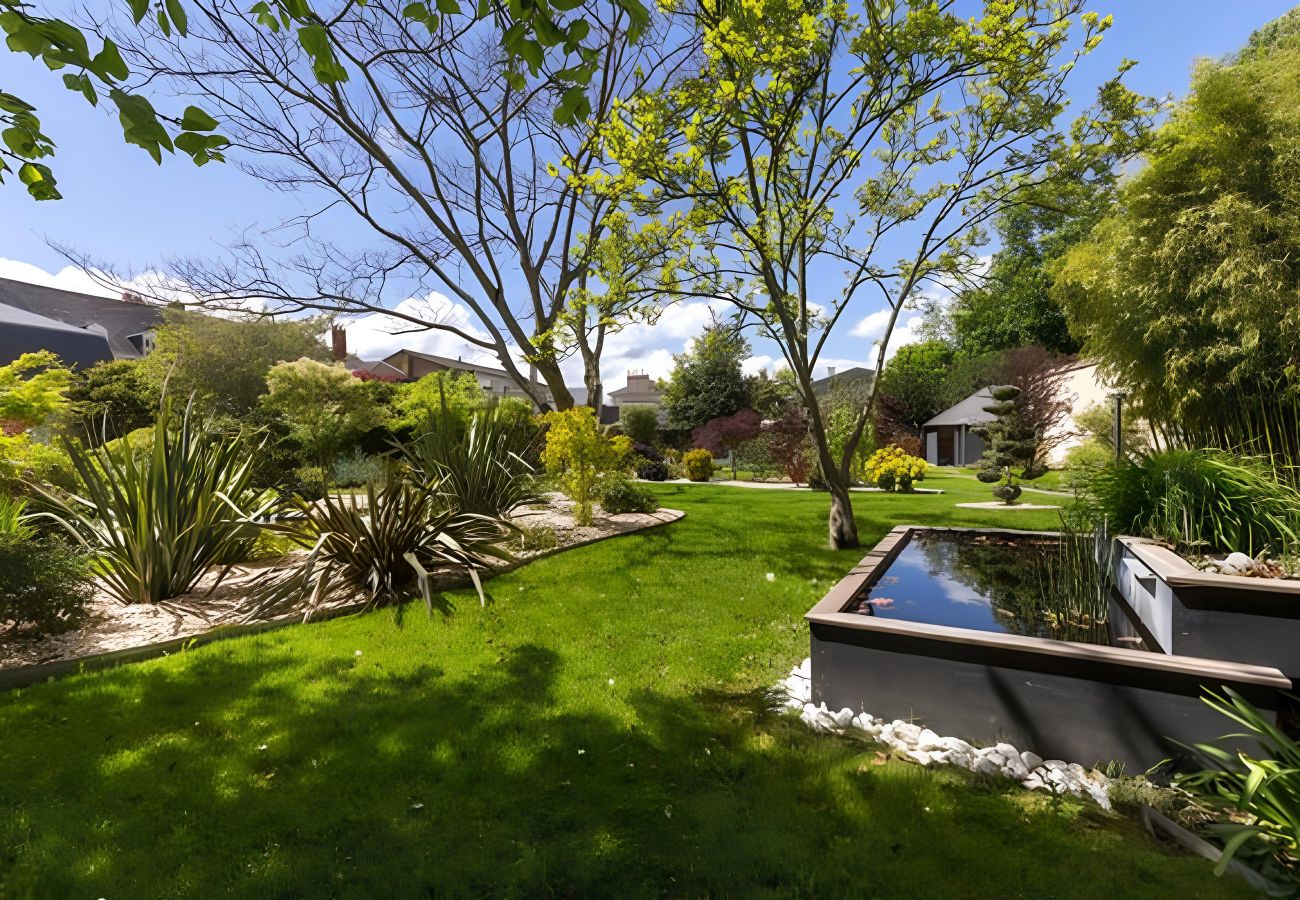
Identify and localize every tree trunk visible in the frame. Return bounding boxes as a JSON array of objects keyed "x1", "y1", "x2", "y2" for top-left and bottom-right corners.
[
  {"x1": 531, "y1": 357, "x2": 574, "y2": 411},
  {"x1": 823, "y1": 466, "x2": 860, "y2": 549},
  {"x1": 583, "y1": 356, "x2": 603, "y2": 412}
]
